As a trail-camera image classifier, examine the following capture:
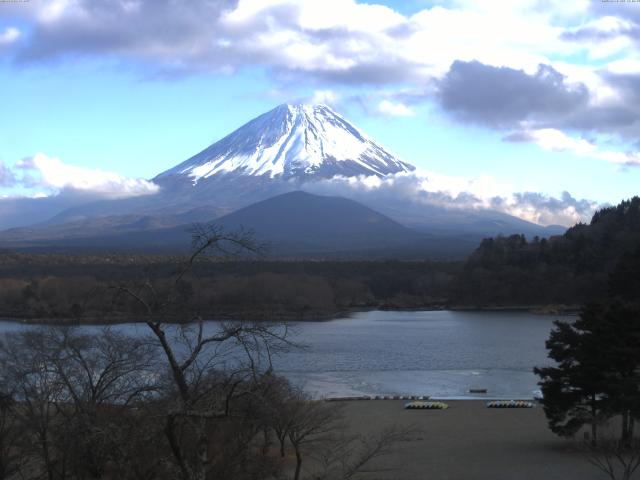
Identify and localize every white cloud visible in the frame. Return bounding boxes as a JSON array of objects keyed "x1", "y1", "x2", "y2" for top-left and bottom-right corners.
[
  {"x1": 377, "y1": 100, "x2": 414, "y2": 117},
  {"x1": 0, "y1": 27, "x2": 20, "y2": 47},
  {"x1": 490, "y1": 191, "x2": 599, "y2": 226},
  {"x1": 513, "y1": 128, "x2": 640, "y2": 166},
  {"x1": 596, "y1": 150, "x2": 640, "y2": 167},
  {"x1": 15, "y1": 153, "x2": 159, "y2": 198},
  {"x1": 526, "y1": 128, "x2": 596, "y2": 155},
  {"x1": 301, "y1": 170, "x2": 597, "y2": 227},
  {"x1": 309, "y1": 90, "x2": 340, "y2": 106},
  {"x1": 606, "y1": 59, "x2": 640, "y2": 75}
]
